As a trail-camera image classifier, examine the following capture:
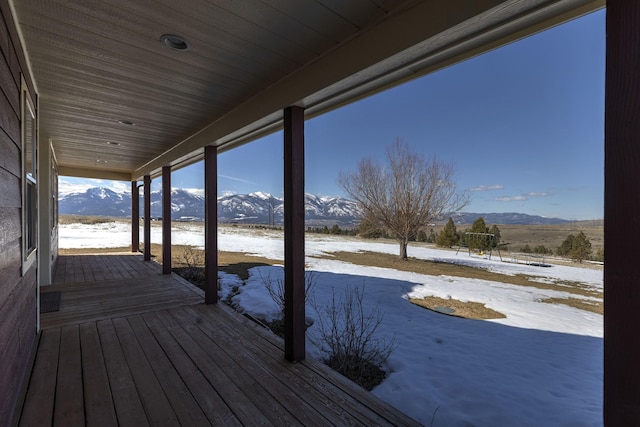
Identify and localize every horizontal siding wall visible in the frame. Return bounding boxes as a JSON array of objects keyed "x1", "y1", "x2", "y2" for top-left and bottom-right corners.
[{"x1": 0, "y1": 3, "x2": 38, "y2": 426}]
